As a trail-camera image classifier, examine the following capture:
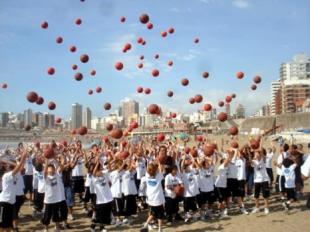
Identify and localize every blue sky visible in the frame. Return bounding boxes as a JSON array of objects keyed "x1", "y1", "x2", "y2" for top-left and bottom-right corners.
[{"x1": 0, "y1": 0, "x2": 309, "y2": 119}]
